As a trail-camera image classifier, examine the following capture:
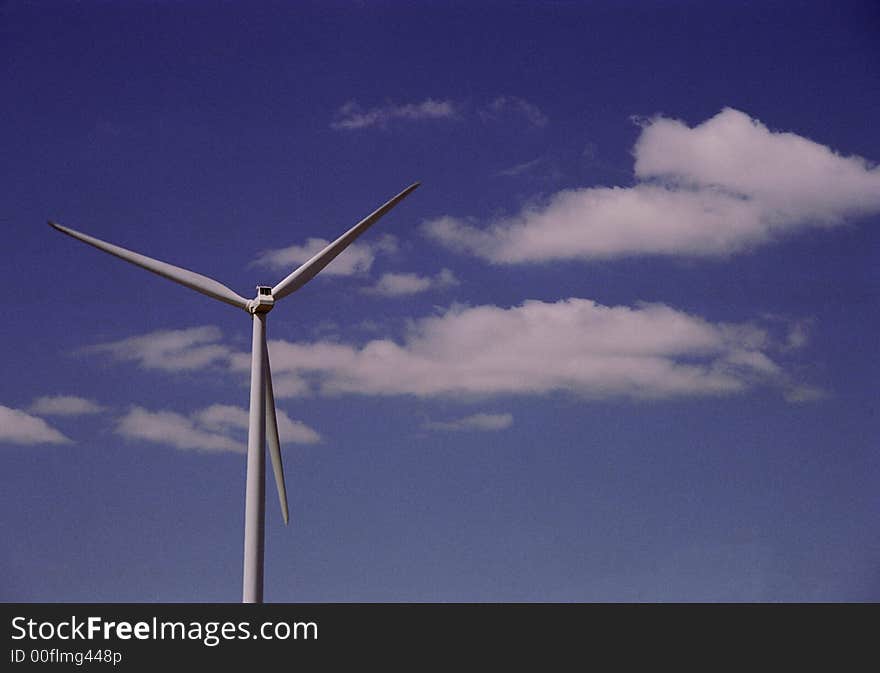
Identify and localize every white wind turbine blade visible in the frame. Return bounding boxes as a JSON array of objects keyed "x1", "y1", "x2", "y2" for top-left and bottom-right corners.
[
  {"x1": 271, "y1": 182, "x2": 420, "y2": 301},
  {"x1": 264, "y1": 342, "x2": 289, "y2": 525},
  {"x1": 49, "y1": 221, "x2": 250, "y2": 310}
]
